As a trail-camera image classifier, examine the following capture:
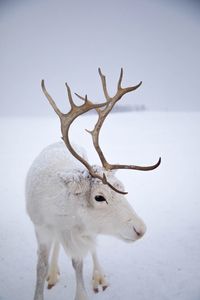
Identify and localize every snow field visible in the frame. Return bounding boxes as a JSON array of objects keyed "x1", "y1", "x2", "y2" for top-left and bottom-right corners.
[{"x1": 0, "y1": 112, "x2": 200, "y2": 300}]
